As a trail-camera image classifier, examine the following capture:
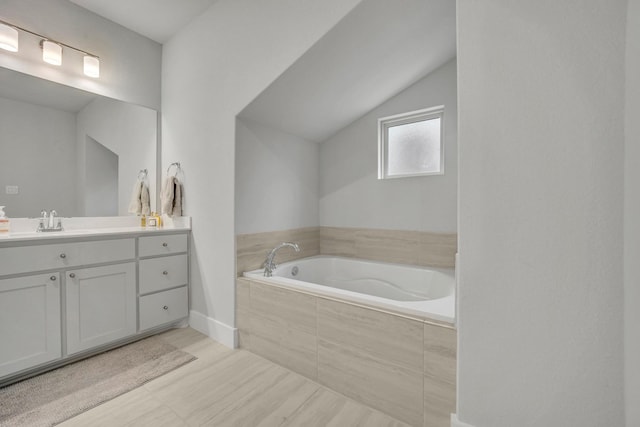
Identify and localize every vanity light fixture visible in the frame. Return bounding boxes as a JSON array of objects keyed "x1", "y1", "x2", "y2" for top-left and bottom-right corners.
[
  {"x1": 0, "y1": 18, "x2": 100, "y2": 78},
  {"x1": 41, "y1": 40, "x2": 62, "y2": 65},
  {"x1": 0, "y1": 22, "x2": 19, "y2": 52},
  {"x1": 83, "y1": 55, "x2": 100, "y2": 78}
]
